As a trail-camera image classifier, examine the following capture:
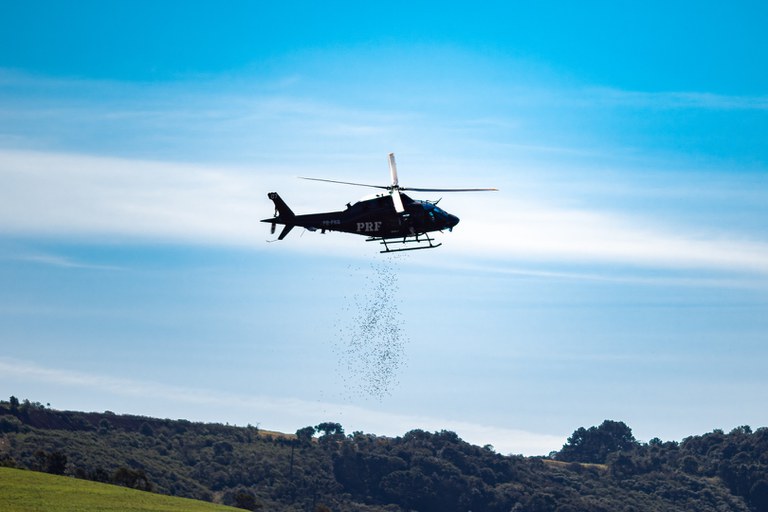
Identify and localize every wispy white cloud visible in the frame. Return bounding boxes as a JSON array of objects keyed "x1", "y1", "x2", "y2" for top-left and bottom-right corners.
[
  {"x1": 0, "y1": 357, "x2": 564, "y2": 455},
  {"x1": 8, "y1": 251, "x2": 123, "y2": 271},
  {"x1": 0, "y1": 148, "x2": 269, "y2": 245},
  {"x1": 2, "y1": 147, "x2": 767, "y2": 279},
  {"x1": 586, "y1": 87, "x2": 768, "y2": 111},
  {"x1": 2, "y1": 66, "x2": 767, "y2": 279},
  {"x1": 445, "y1": 192, "x2": 768, "y2": 277},
  {"x1": 0, "y1": 69, "x2": 417, "y2": 163},
  {"x1": 422, "y1": 259, "x2": 767, "y2": 290}
]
